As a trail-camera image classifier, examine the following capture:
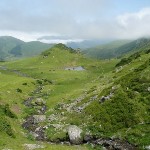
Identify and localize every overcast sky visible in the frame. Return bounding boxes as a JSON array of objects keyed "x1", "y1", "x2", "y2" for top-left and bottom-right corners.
[{"x1": 0, "y1": 0, "x2": 150, "y2": 42}]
